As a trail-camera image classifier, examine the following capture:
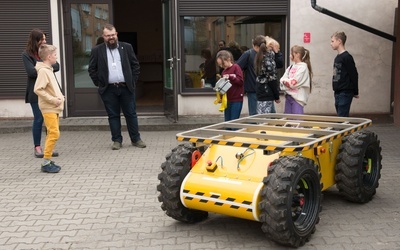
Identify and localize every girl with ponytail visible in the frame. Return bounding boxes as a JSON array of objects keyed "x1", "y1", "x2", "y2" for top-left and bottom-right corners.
[
  {"x1": 253, "y1": 35, "x2": 281, "y2": 114},
  {"x1": 280, "y1": 45, "x2": 313, "y2": 114}
]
